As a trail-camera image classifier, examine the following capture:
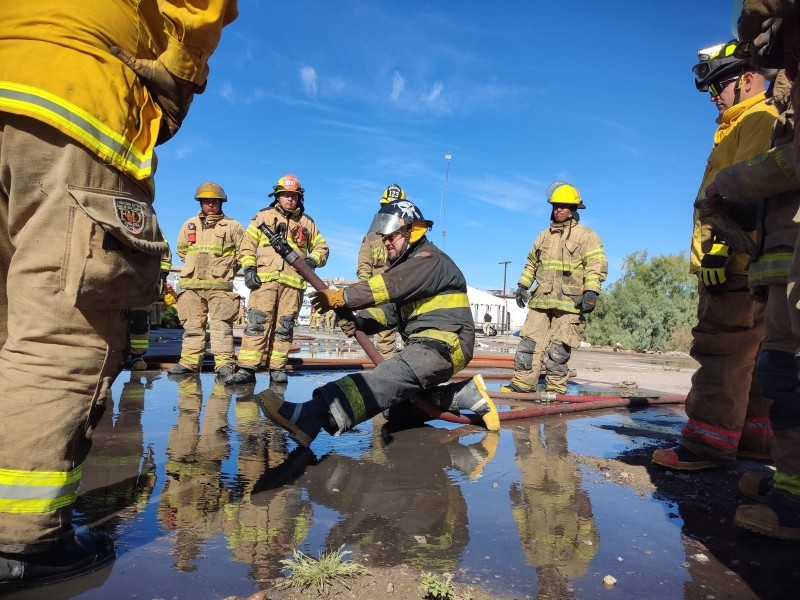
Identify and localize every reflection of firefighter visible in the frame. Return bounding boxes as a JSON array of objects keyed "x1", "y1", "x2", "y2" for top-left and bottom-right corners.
[
  {"x1": 157, "y1": 376, "x2": 232, "y2": 572},
  {"x1": 77, "y1": 372, "x2": 158, "y2": 524},
  {"x1": 297, "y1": 424, "x2": 496, "y2": 570},
  {"x1": 509, "y1": 422, "x2": 598, "y2": 598},
  {"x1": 222, "y1": 387, "x2": 312, "y2": 583}
]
